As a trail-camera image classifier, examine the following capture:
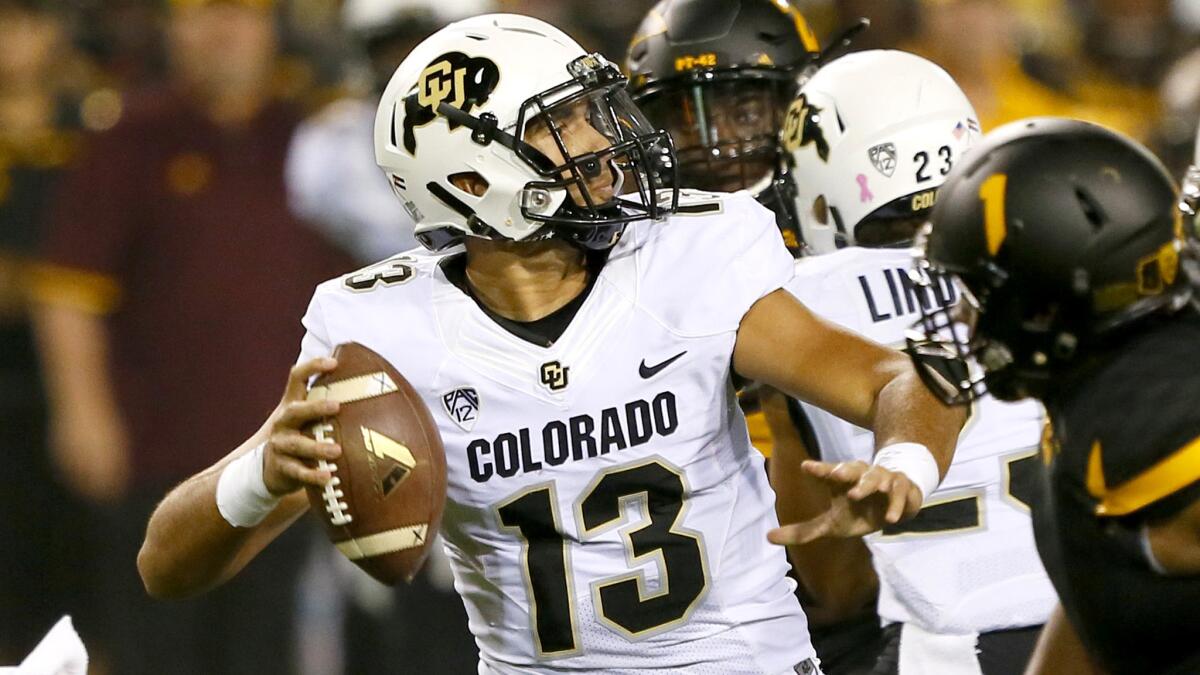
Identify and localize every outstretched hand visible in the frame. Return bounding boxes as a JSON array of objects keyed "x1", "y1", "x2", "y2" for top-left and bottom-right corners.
[{"x1": 768, "y1": 459, "x2": 924, "y2": 545}]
